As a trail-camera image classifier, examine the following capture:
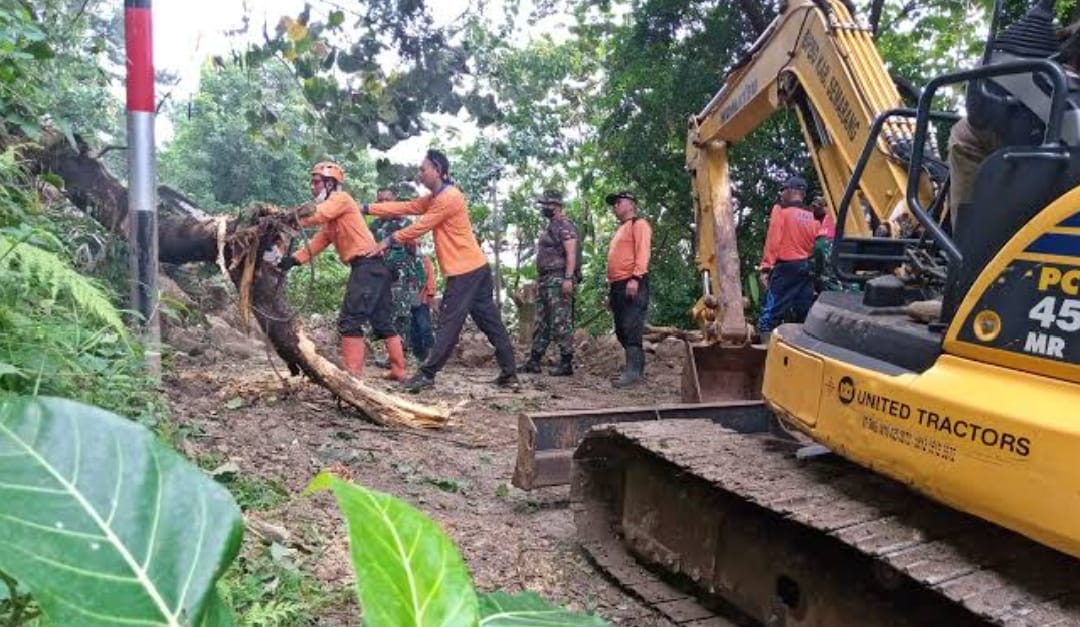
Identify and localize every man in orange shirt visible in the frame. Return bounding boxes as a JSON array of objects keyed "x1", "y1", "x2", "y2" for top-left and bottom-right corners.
[
  {"x1": 364, "y1": 149, "x2": 518, "y2": 391},
  {"x1": 605, "y1": 191, "x2": 651, "y2": 388},
  {"x1": 277, "y1": 162, "x2": 407, "y2": 381},
  {"x1": 757, "y1": 176, "x2": 818, "y2": 340}
]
